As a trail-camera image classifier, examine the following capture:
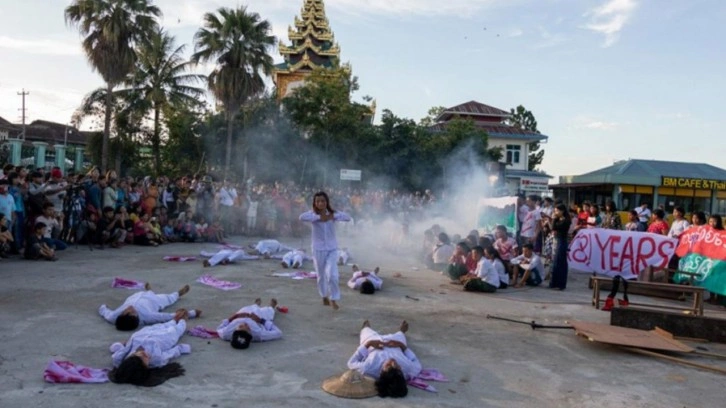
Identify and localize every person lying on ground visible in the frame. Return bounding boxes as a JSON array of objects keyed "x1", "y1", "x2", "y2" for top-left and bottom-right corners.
[
  {"x1": 108, "y1": 309, "x2": 190, "y2": 386},
  {"x1": 202, "y1": 248, "x2": 258, "y2": 267},
  {"x1": 348, "y1": 265, "x2": 382, "y2": 294},
  {"x1": 347, "y1": 320, "x2": 421, "y2": 398},
  {"x1": 280, "y1": 248, "x2": 308, "y2": 269},
  {"x1": 248, "y1": 239, "x2": 294, "y2": 259},
  {"x1": 99, "y1": 284, "x2": 200, "y2": 331},
  {"x1": 216, "y1": 298, "x2": 283, "y2": 350}
]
